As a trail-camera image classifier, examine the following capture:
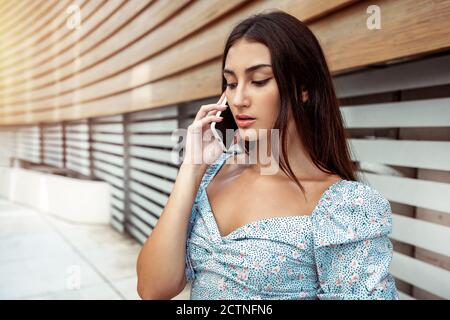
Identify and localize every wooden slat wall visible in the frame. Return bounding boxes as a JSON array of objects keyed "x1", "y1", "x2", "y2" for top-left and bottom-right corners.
[
  {"x1": 0, "y1": 127, "x2": 15, "y2": 166},
  {"x1": 1, "y1": 0, "x2": 449, "y2": 125},
  {"x1": 15, "y1": 126, "x2": 40, "y2": 164},
  {"x1": 90, "y1": 114, "x2": 126, "y2": 232},
  {"x1": 336, "y1": 53, "x2": 450, "y2": 300},
  {"x1": 66, "y1": 120, "x2": 91, "y2": 176},
  {"x1": 42, "y1": 124, "x2": 63, "y2": 168},
  {"x1": 125, "y1": 105, "x2": 180, "y2": 243}
]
